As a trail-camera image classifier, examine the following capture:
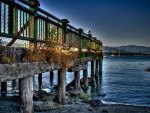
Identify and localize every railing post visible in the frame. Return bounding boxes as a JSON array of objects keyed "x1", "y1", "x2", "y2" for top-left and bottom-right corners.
[
  {"x1": 61, "y1": 19, "x2": 69, "y2": 44},
  {"x1": 78, "y1": 28, "x2": 83, "y2": 48},
  {"x1": 29, "y1": 0, "x2": 40, "y2": 46},
  {"x1": 8, "y1": 2, "x2": 14, "y2": 35},
  {"x1": 0, "y1": 2, "x2": 1, "y2": 34}
]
